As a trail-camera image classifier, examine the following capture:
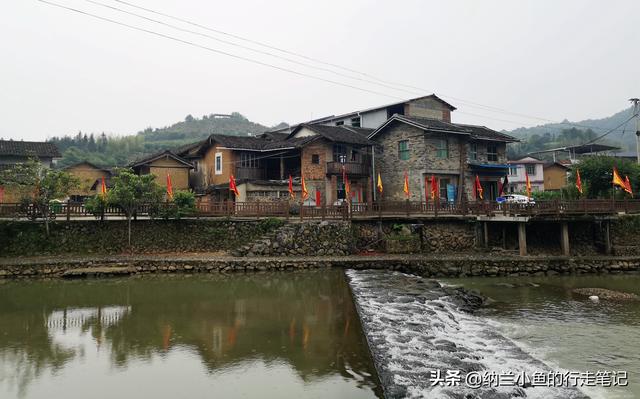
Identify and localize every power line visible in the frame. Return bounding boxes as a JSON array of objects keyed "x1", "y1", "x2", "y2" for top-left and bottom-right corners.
[
  {"x1": 37, "y1": 0, "x2": 406, "y2": 101},
  {"x1": 107, "y1": 0, "x2": 626, "y2": 133},
  {"x1": 80, "y1": 0, "x2": 422, "y2": 96},
  {"x1": 39, "y1": 0, "x2": 632, "y2": 135}
]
